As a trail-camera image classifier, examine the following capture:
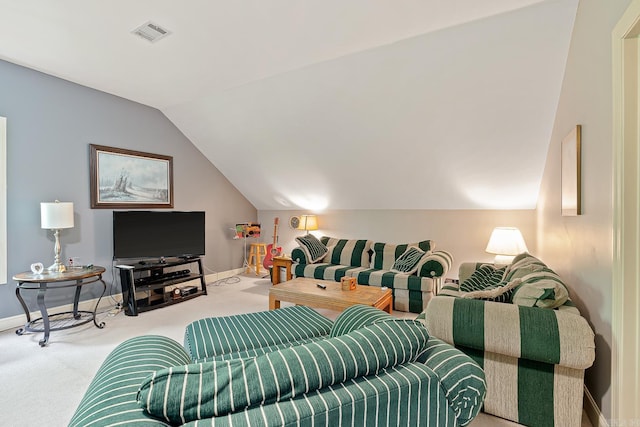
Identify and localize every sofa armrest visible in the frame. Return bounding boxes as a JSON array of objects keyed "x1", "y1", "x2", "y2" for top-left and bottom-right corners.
[
  {"x1": 69, "y1": 335, "x2": 190, "y2": 427},
  {"x1": 423, "y1": 296, "x2": 595, "y2": 369},
  {"x1": 417, "y1": 250, "x2": 453, "y2": 278},
  {"x1": 291, "y1": 247, "x2": 308, "y2": 264},
  {"x1": 417, "y1": 337, "x2": 486, "y2": 426}
]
